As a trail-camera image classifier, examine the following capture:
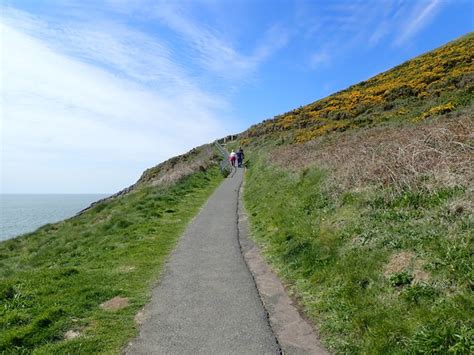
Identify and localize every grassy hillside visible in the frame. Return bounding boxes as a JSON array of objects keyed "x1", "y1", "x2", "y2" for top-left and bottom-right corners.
[
  {"x1": 240, "y1": 34, "x2": 473, "y2": 353},
  {"x1": 242, "y1": 33, "x2": 473, "y2": 144},
  {"x1": 0, "y1": 166, "x2": 222, "y2": 353}
]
